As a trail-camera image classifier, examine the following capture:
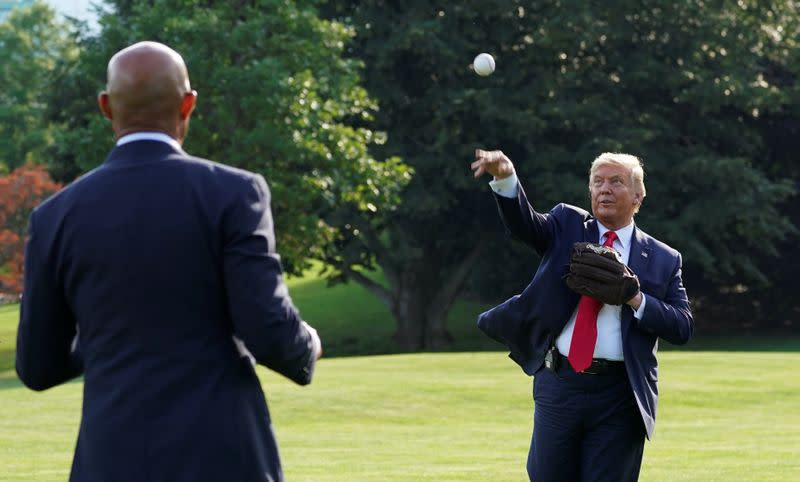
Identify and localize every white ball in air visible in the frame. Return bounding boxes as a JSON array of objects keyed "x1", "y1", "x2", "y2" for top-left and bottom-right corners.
[{"x1": 472, "y1": 53, "x2": 495, "y2": 76}]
